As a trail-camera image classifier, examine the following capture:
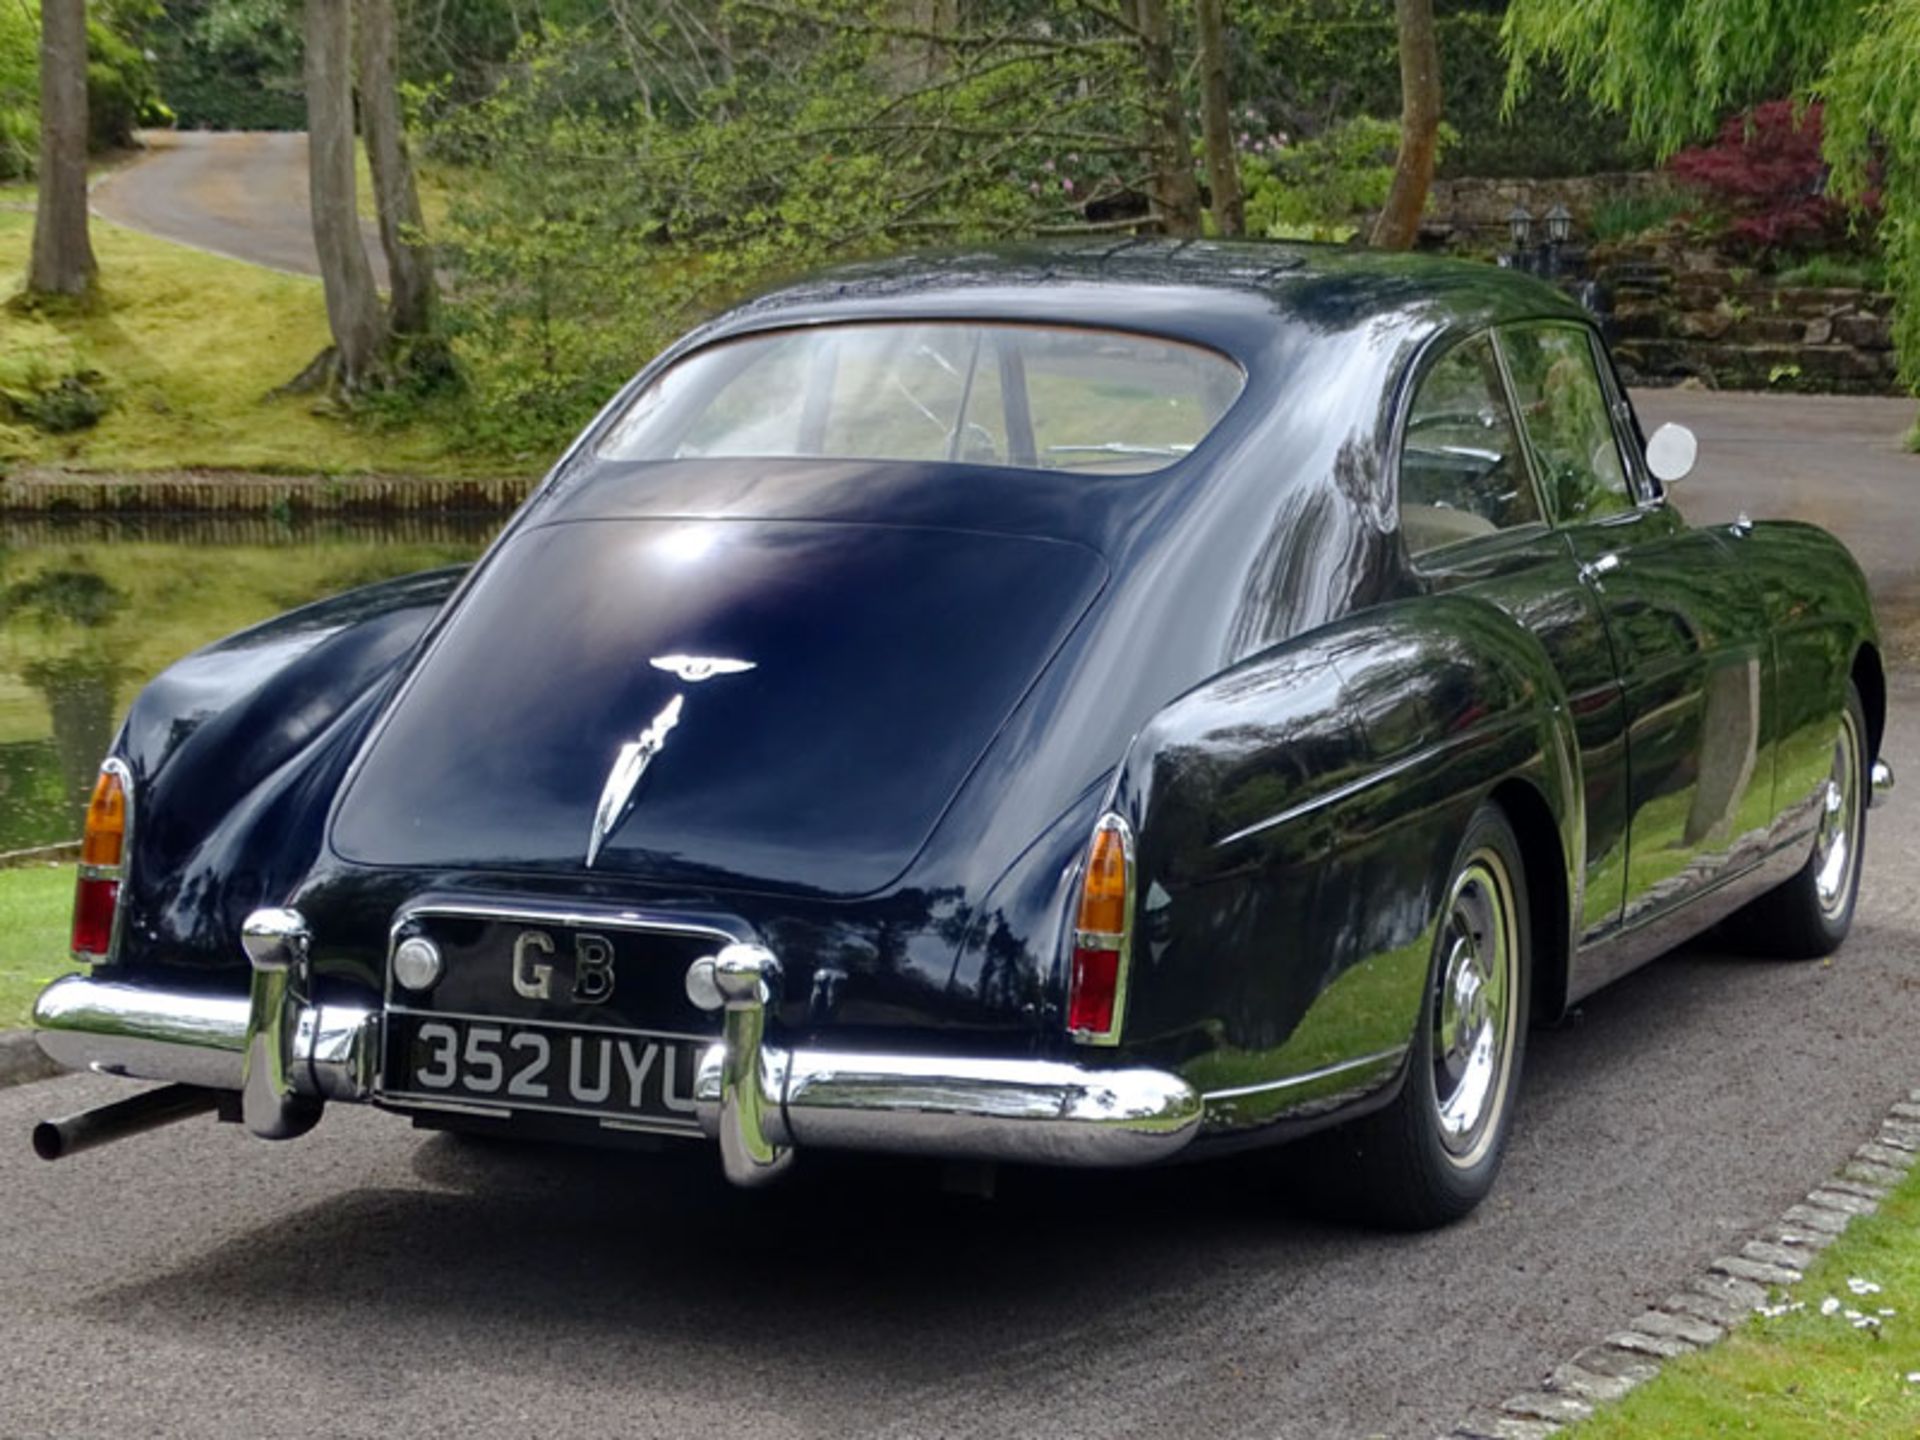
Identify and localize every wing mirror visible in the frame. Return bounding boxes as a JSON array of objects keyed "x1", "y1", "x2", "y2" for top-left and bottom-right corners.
[{"x1": 1645, "y1": 422, "x2": 1698, "y2": 485}]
